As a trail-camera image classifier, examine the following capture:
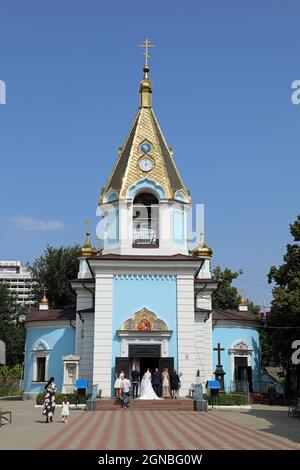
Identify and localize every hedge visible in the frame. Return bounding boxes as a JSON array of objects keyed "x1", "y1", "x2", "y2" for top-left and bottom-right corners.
[
  {"x1": 36, "y1": 392, "x2": 87, "y2": 405},
  {"x1": 203, "y1": 393, "x2": 247, "y2": 405}
]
